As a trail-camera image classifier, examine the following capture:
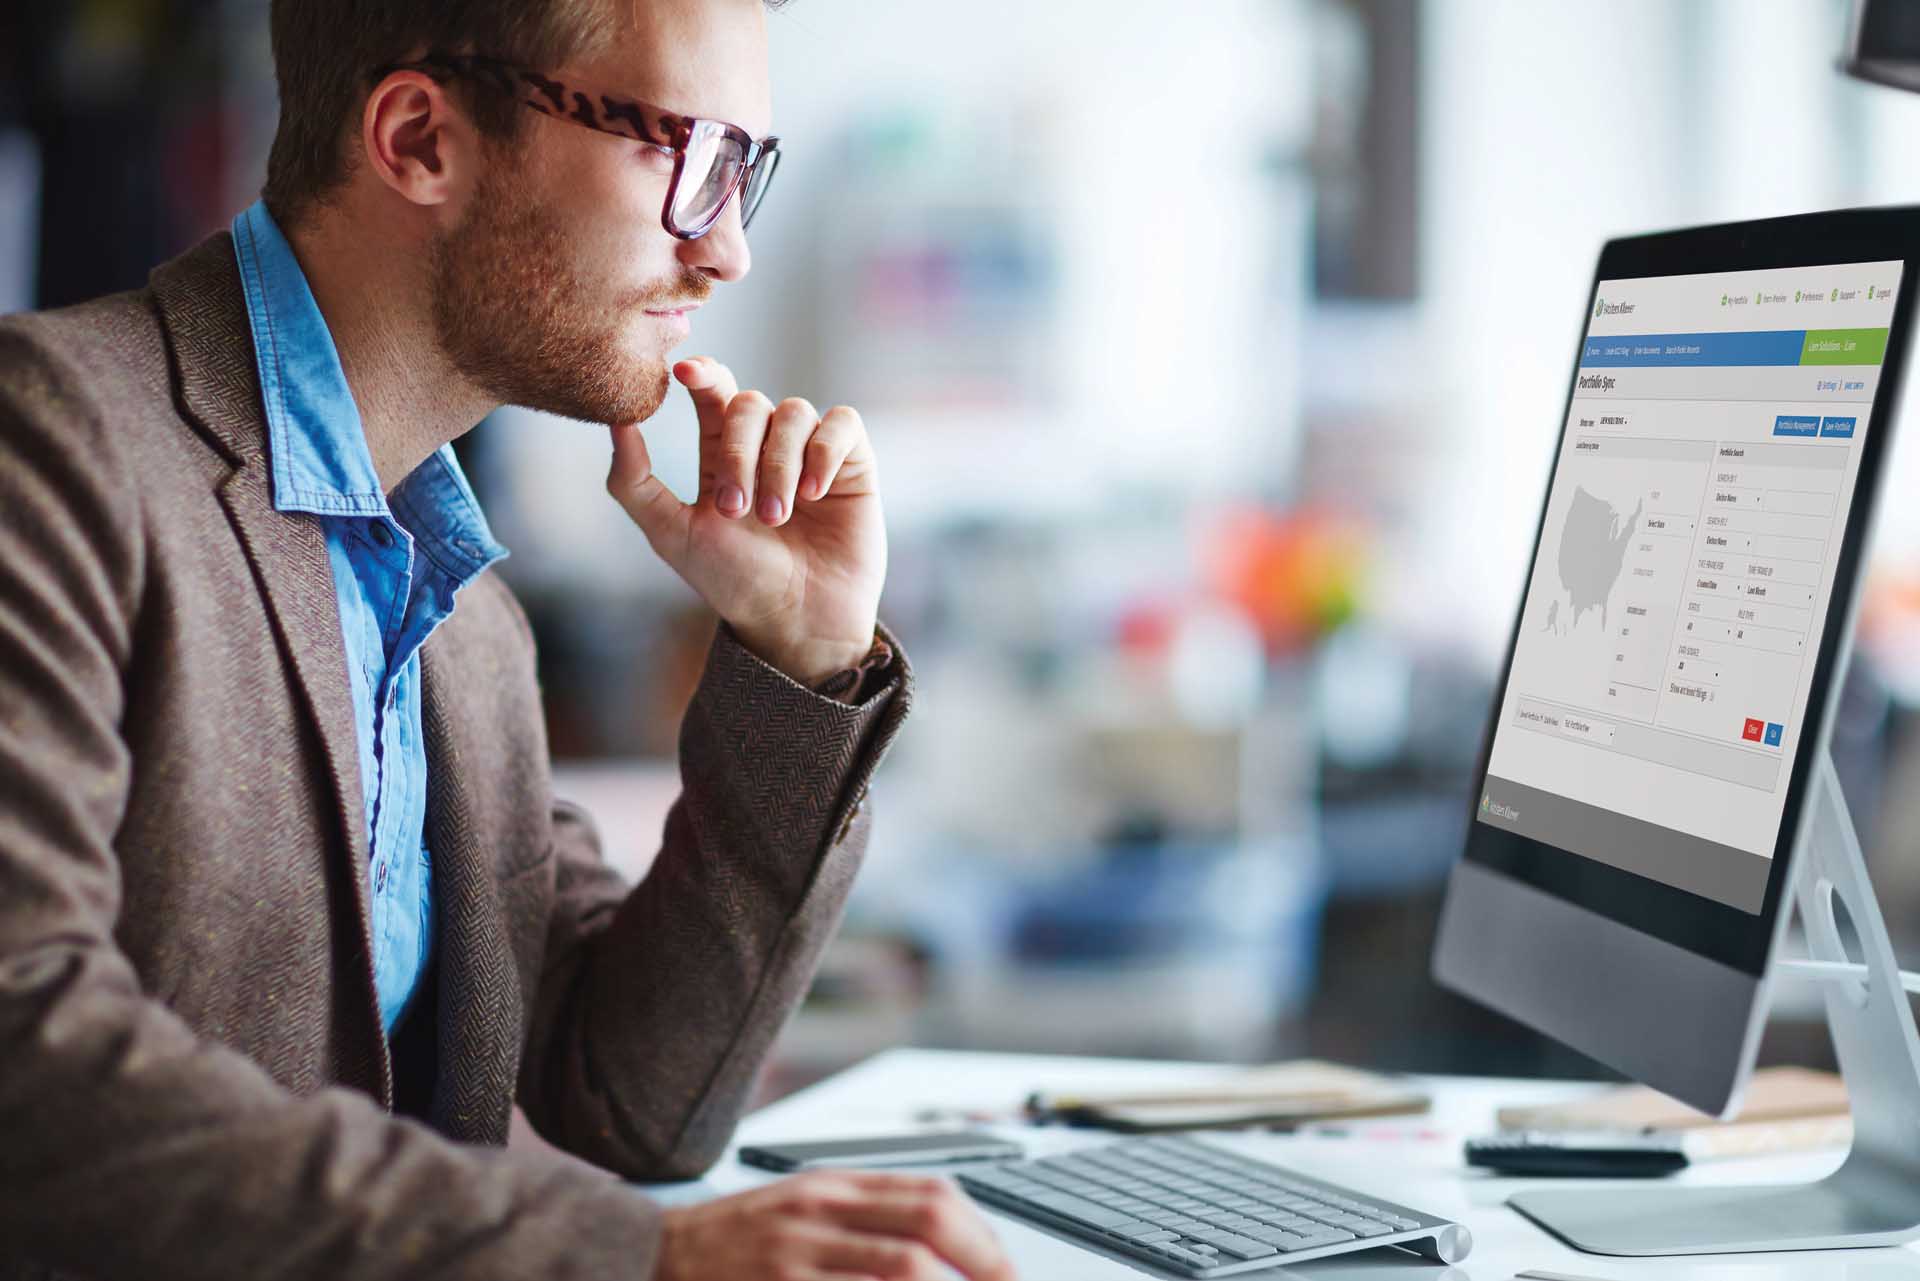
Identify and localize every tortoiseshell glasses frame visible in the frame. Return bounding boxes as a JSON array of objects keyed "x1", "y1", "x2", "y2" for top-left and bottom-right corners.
[{"x1": 381, "y1": 52, "x2": 781, "y2": 240}]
